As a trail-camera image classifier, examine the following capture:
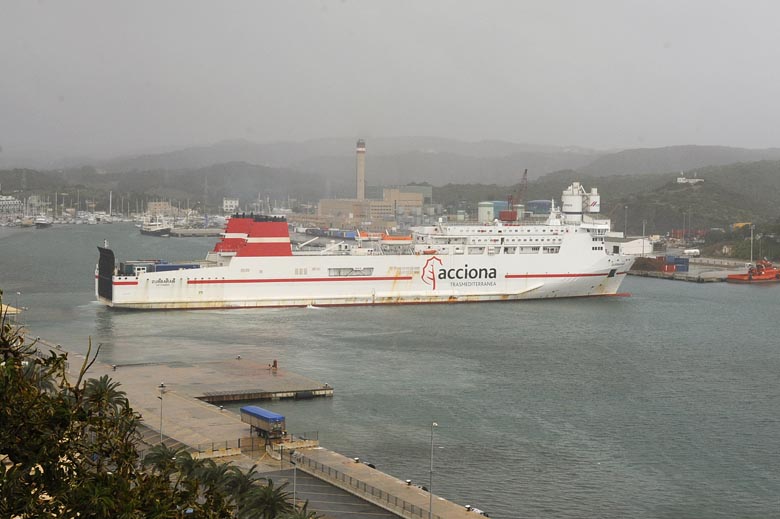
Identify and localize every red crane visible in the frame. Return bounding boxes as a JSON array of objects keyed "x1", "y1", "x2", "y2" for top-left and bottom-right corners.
[{"x1": 508, "y1": 169, "x2": 528, "y2": 207}]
